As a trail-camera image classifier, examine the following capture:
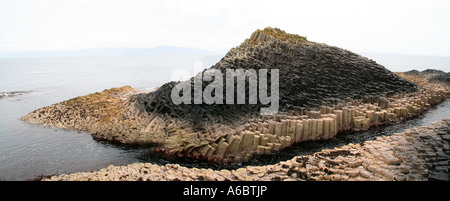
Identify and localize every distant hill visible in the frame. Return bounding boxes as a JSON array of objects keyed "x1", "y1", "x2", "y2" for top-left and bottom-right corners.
[{"x1": 0, "y1": 46, "x2": 216, "y2": 59}]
